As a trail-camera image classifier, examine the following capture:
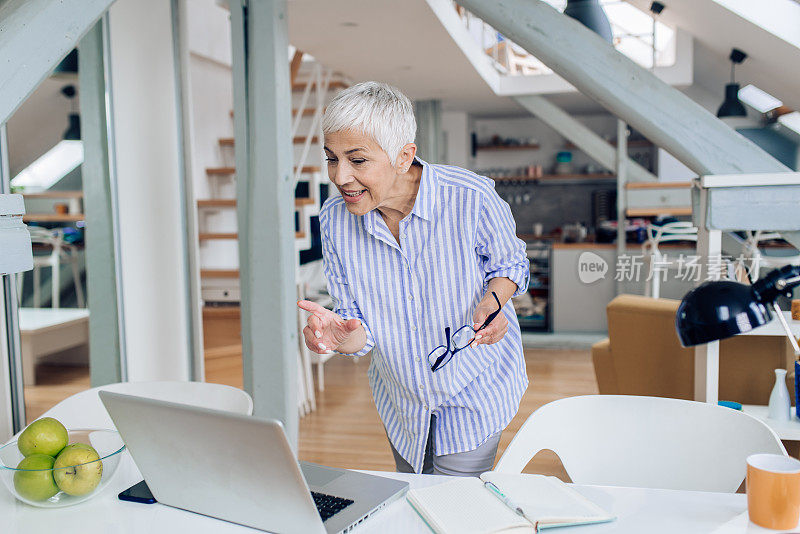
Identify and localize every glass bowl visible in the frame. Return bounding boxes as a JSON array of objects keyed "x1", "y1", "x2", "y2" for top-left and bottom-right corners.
[{"x1": 0, "y1": 429, "x2": 125, "y2": 508}]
